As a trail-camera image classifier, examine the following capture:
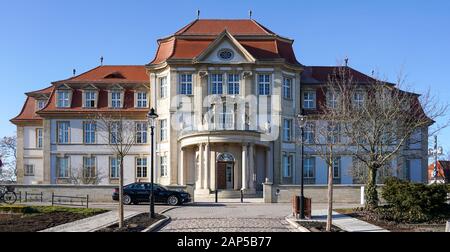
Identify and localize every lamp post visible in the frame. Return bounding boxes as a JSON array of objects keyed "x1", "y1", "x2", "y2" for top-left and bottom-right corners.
[
  {"x1": 297, "y1": 110, "x2": 306, "y2": 219},
  {"x1": 428, "y1": 135, "x2": 443, "y2": 184},
  {"x1": 148, "y1": 108, "x2": 159, "y2": 218}
]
